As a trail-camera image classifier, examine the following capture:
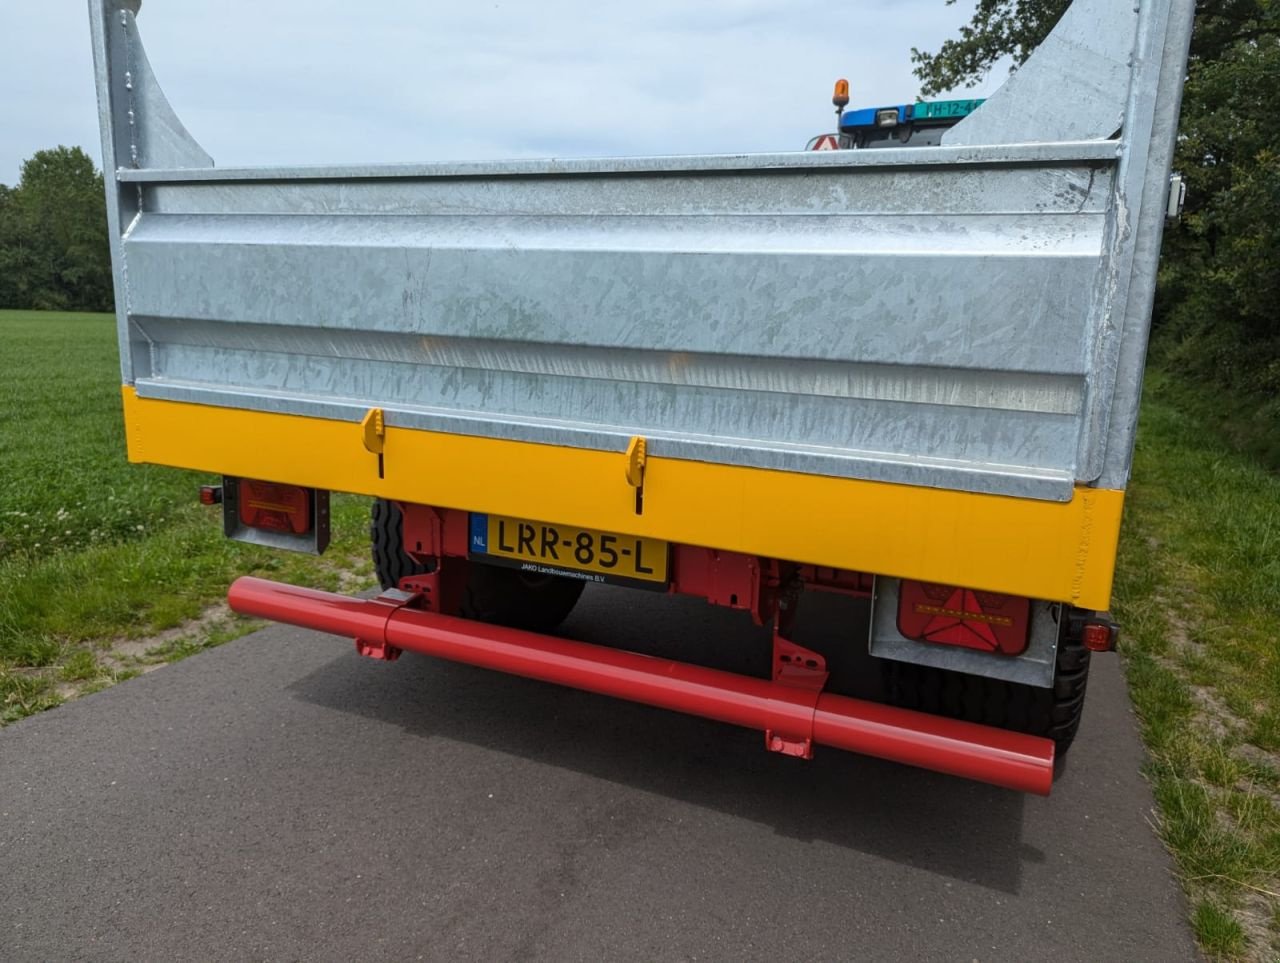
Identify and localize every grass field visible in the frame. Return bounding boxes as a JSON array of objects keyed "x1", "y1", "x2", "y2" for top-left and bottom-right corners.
[
  {"x1": 1, "y1": 310, "x2": 1276, "y2": 958},
  {"x1": 1114, "y1": 371, "x2": 1280, "y2": 960},
  {"x1": 0, "y1": 310, "x2": 374, "y2": 720}
]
